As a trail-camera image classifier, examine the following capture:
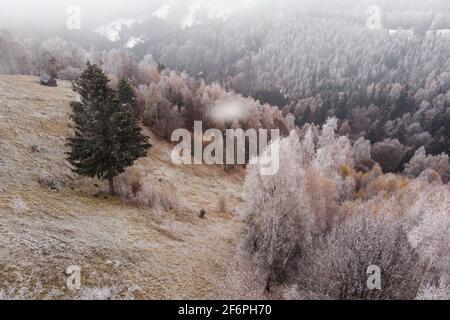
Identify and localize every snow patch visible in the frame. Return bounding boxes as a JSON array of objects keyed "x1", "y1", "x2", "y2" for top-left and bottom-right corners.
[
  {"x1": 125, "y1": 36, "x2": 144, "y2": 49},
  {"x1": 152, "y1": 5, "x2": 171, "y2": 20},
  {"x1": 388, "y1": 29, "x2": 414, "y2": 38},
  {"x1": 426, "y1": 29, "x2": 450, "y2": 37},
  {"x1": 95, "y1": 18, "x2": 136, "y2": 42}
]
